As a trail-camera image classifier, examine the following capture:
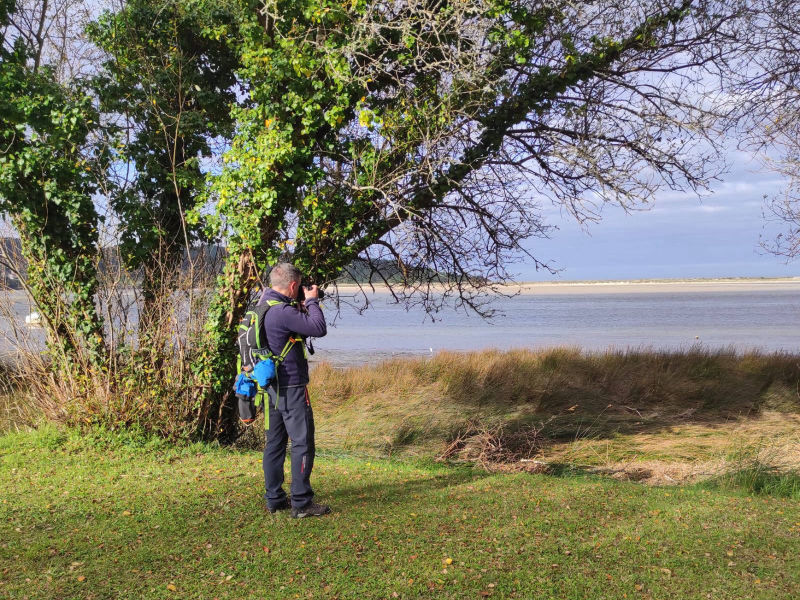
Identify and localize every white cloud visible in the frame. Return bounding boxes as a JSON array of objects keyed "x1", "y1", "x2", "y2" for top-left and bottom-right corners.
[{"x1": 694, "y1": 205, "x2": 729, "y2": 214}]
